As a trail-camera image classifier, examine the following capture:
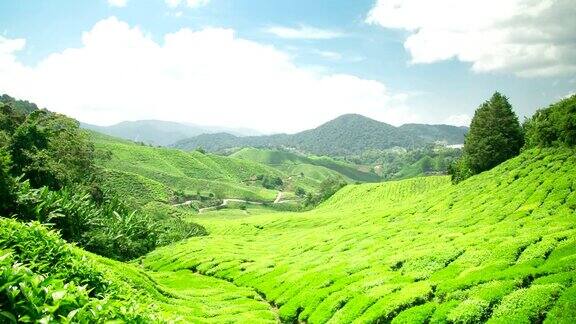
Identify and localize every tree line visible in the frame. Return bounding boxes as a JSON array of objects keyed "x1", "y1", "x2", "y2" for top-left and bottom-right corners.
[{"x1": 450, "y1": 92, "x2": 576, "y2": 183}]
